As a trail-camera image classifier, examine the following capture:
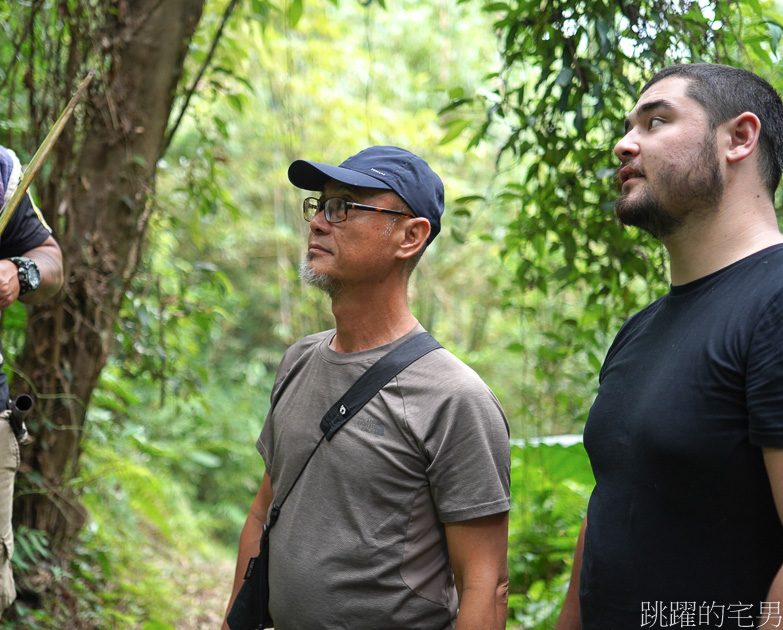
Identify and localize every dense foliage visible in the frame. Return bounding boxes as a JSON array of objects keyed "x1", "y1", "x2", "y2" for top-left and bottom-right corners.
[{"x1": 0, "y1": 0, "x2": 781, "y2": 627}]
